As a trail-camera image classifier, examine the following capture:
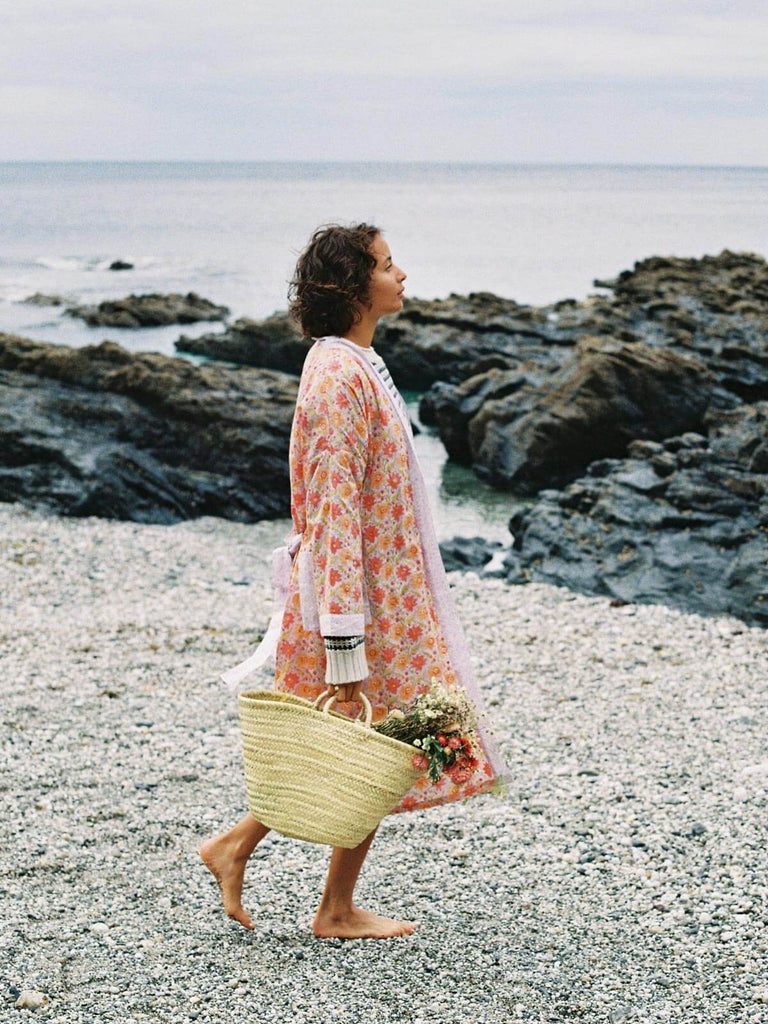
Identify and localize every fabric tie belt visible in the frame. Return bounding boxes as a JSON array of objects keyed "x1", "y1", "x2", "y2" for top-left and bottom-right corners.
[{"x1": 220, "y1": 531, "x2": 302, "y2": 692}]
